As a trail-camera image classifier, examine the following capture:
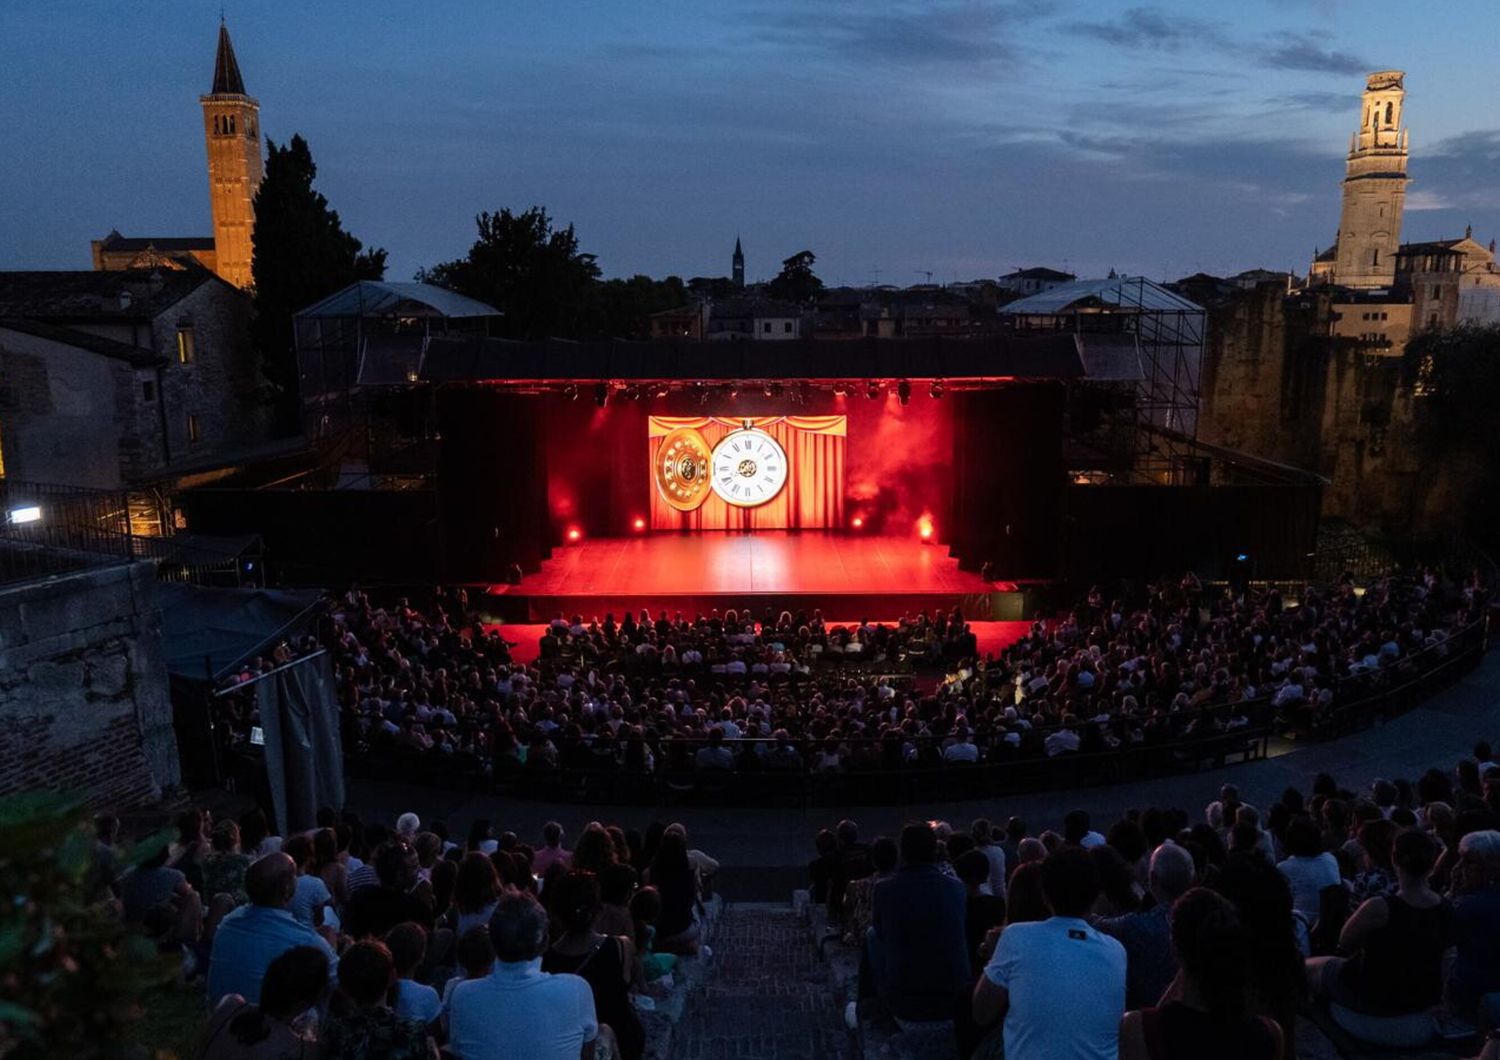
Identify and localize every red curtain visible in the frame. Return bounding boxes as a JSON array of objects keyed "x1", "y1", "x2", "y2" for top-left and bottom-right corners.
[{"x1": 649, "y1": 416, "x2": 845, "y2": 530}]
